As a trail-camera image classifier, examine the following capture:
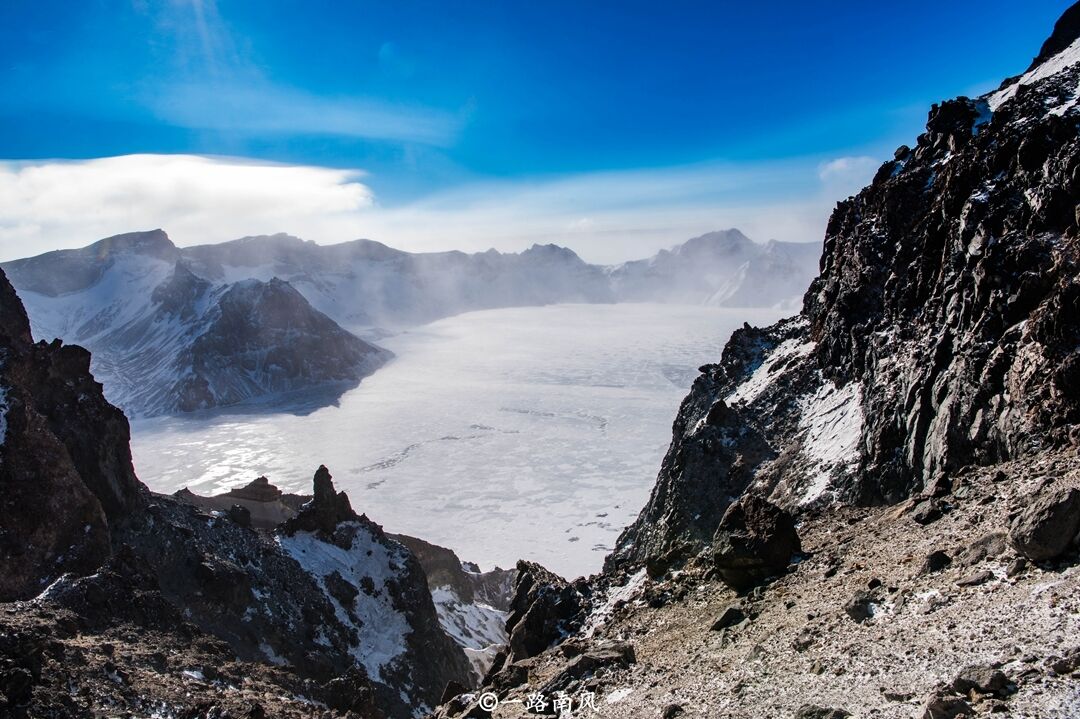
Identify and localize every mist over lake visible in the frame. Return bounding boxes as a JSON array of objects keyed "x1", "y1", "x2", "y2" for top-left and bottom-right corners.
[{"x1": 131, "y1": 302, "x2": 786, "y2": 576}]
